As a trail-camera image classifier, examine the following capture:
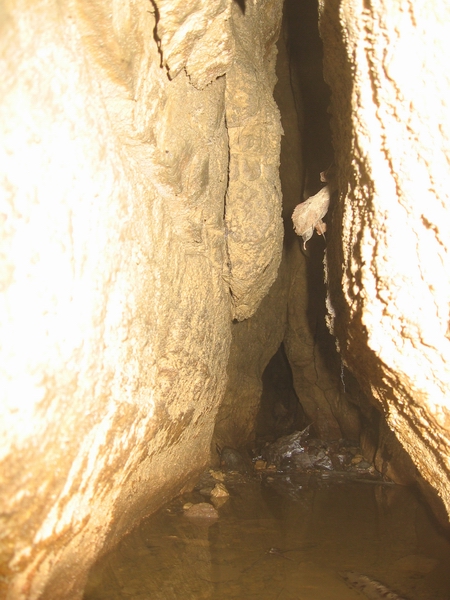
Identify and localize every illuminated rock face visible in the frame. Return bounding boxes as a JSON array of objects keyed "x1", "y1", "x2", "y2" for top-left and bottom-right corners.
[
  {"x1": 0, "y1": 1, "x2": 283, "y2": 598},
  {"x1": 214, "y1": 2, "x2": 361, "y2": 458},
  {"x1": 320, "y1": 1, "x2": 450, "y2": 519},
  {"x1": 2, "y1": 0, "x2": 450, "y2": 597}
]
